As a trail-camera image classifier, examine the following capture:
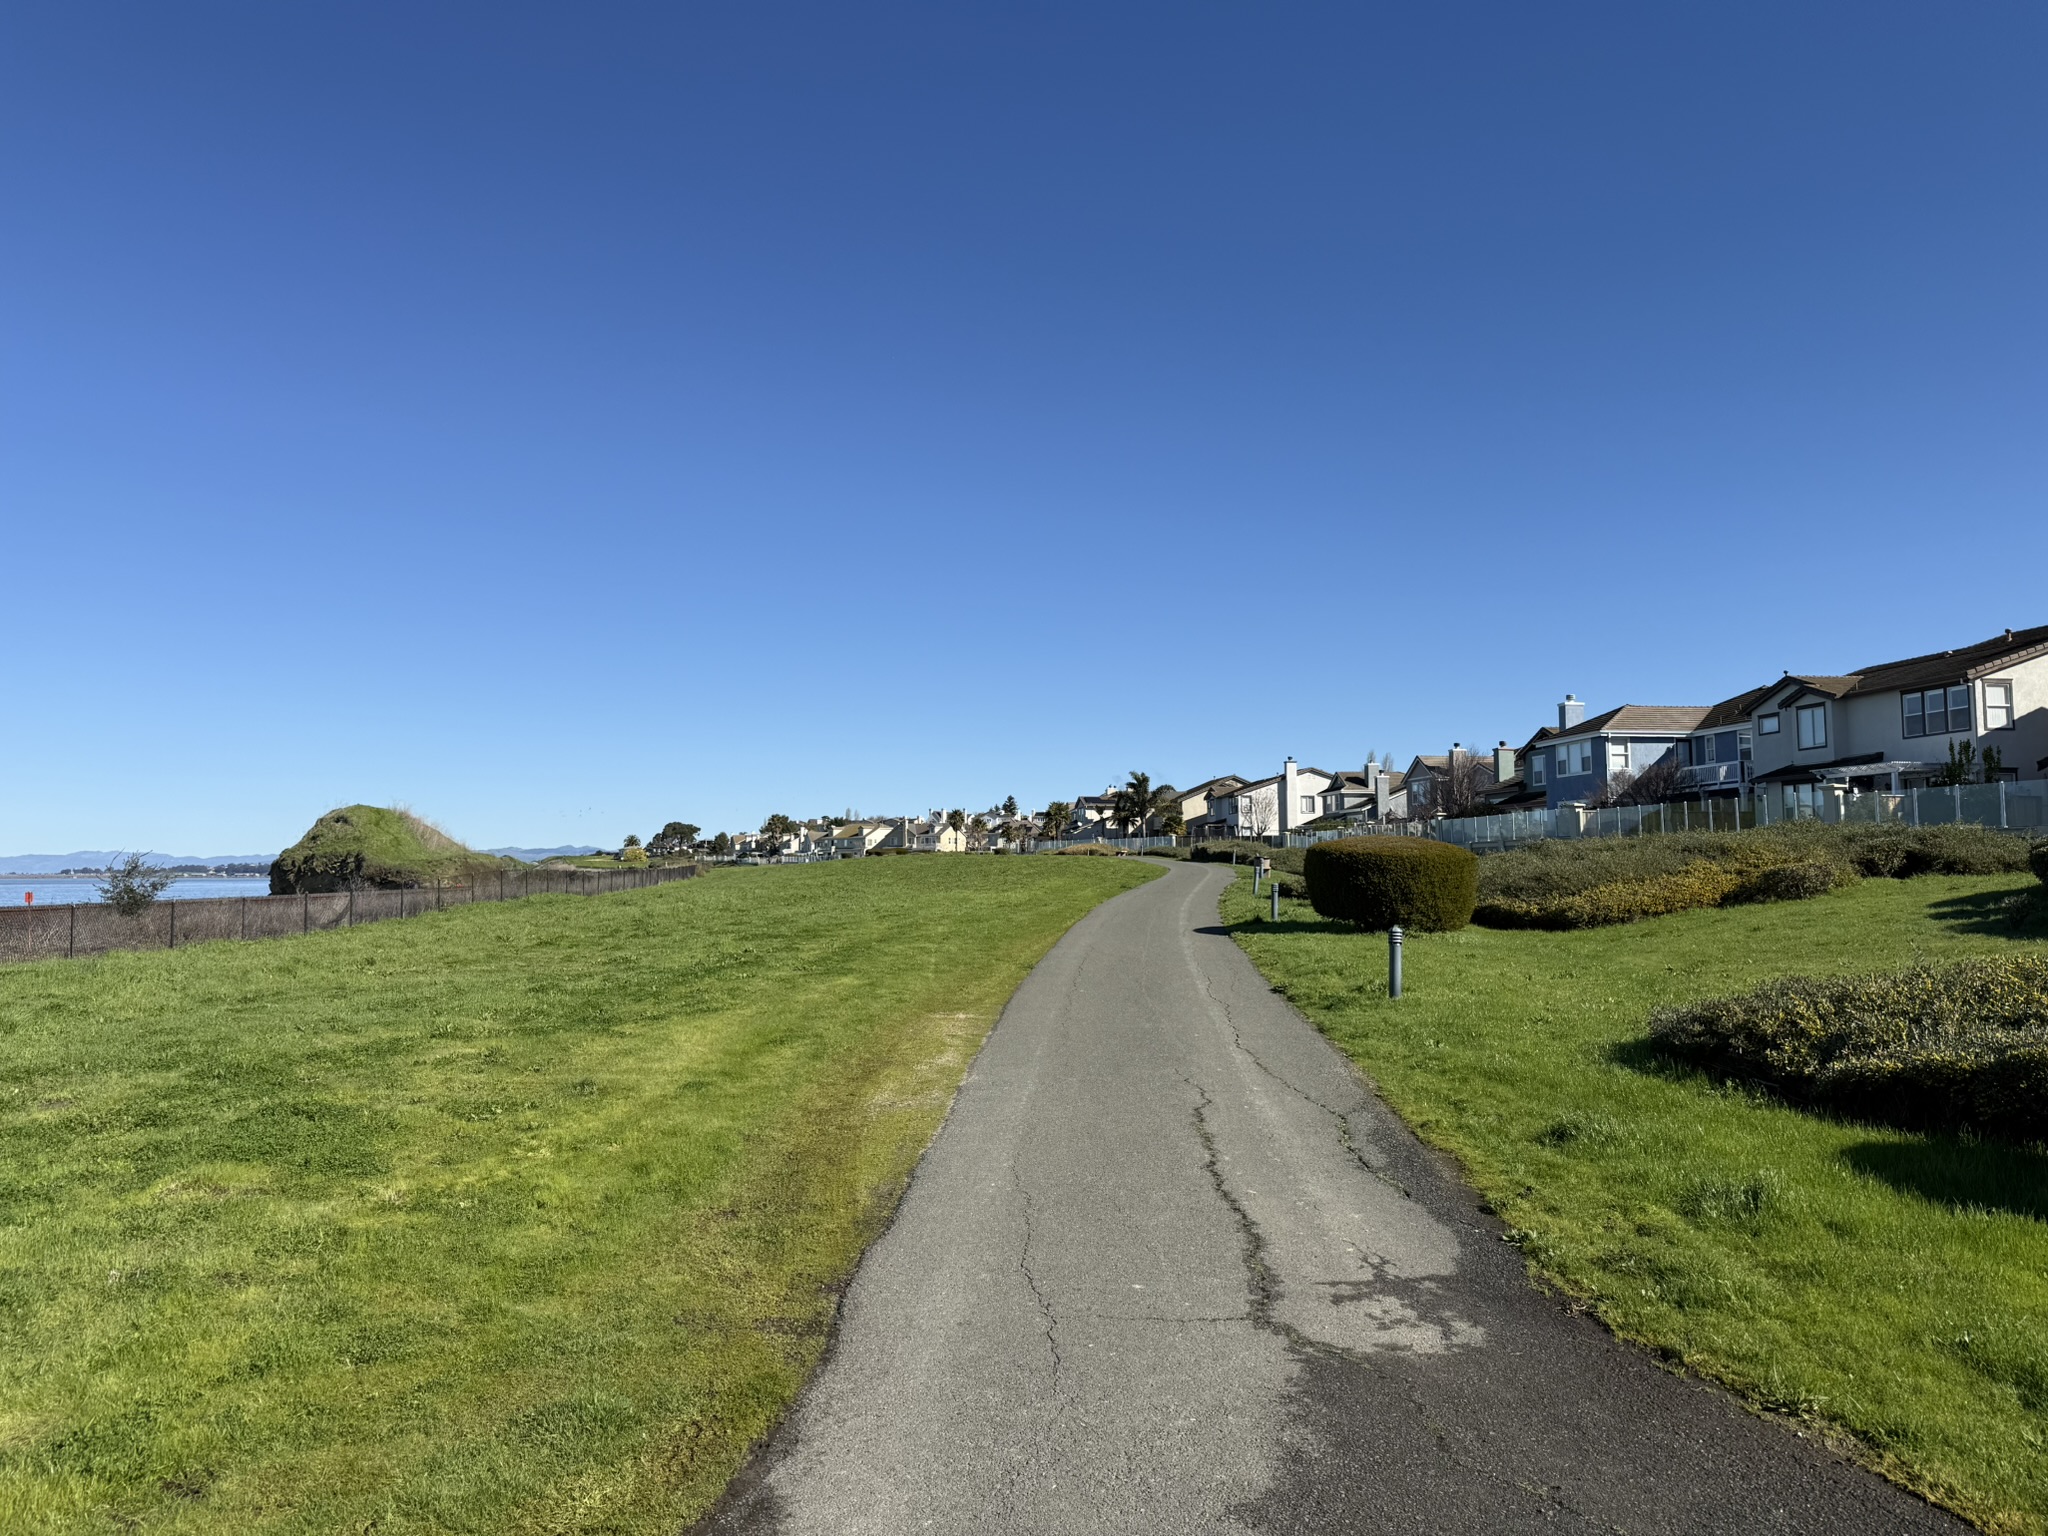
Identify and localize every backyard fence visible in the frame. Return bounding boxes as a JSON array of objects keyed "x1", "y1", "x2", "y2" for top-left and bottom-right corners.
[
  {"x1": 1201, "y1": 780, "x2": 2048, "y2": 854},
  {"x1": 1022, "y1": 834, "x2": 1184, "y2": 854},
  {"x1": 0, "y1": 863, "x2": 700, "y2": 967}
]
